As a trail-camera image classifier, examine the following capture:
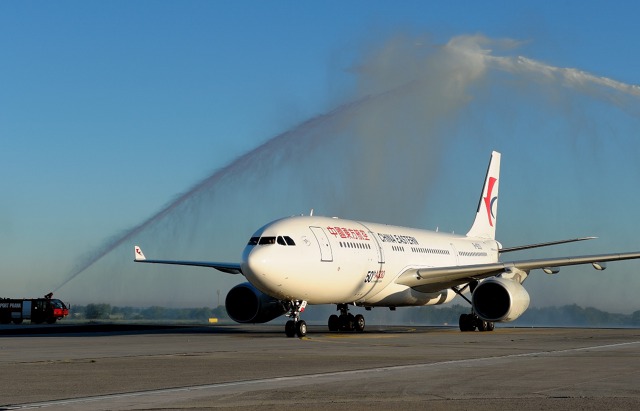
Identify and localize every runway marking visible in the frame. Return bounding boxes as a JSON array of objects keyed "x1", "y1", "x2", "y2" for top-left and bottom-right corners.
[
  {"x1": 324, "y1": 334, "x2": 399, "y2": 340},
  {"x1": 321, "y1": 328, "x2": 419, "y2": 339},
  {"x1": 5, "y1": 340, "x2": 640, "y2": 410}
]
